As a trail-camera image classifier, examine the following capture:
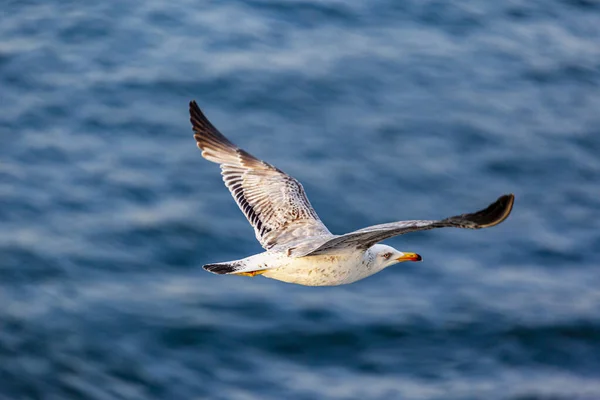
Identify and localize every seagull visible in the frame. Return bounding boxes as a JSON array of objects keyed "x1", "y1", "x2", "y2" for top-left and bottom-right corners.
[{"x1": 189, "y1": 101, "x2": 514, "y2": 286}]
